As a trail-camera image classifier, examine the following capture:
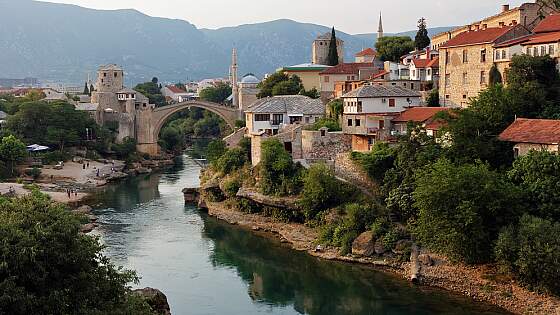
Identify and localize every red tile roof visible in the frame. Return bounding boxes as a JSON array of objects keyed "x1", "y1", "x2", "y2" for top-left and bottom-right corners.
[
  {"x1": 426, "y1": 57, "x2": 439, "y2": 68},
  {"x1": 493, "y1": 35, "x2": 533, "y2": 48},
  {"x1": 425, "y1": 119, "x2": 448, "y2": 131},
  {"x1": 320, "y1": 63, "x2": 375, "y2": 75},
  {"x1": 355, "y1": 48, "x2": 377, "y2": 57},
  {"x1": 392, "y1": 107, "x2": 450, "y2": 123},
  {"x1": 166, "y1": 85, "x2": 186, "y2": 94},
  {"x1": 521, "y1": 31, "x2": 560, "y2": 45},
  {"x1": 370, "y1": 70, "x2": 389, "y2": 80},
  {"x1": 412, "y1": 59, "x2": 431, "y2": 68},
  {"x1": 534, "y1": 14, "x2": 560, "y2": 34},
  {"x1": 499, "y1": 118, "x2": 560, "y2": 144},
  {"x1": 439, "y1": 26, "x2": 513, "y2": 48}
]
